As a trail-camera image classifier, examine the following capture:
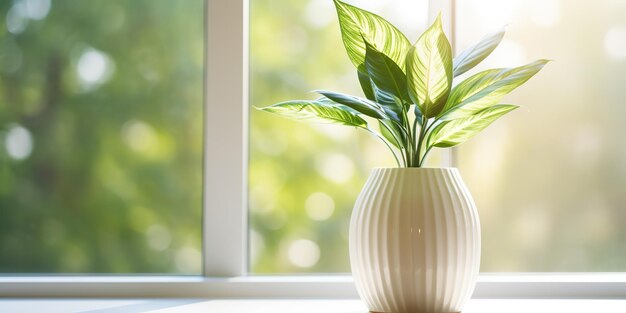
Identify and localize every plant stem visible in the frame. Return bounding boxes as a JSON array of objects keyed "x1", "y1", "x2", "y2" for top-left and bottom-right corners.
[
  {"x1": 414, "y1": 115, "x2": 428, "y2": 167},
  {"x1": 402, "y1": 110, "x2": 413, "y2": 167},
  {"x1": 379, "y1": 122, "x2": 407, "y2": 166},
  {"x1": 411, "y1": 112, "x2": 422, "y2": 167},
  {"x1": 418, "y1": 146, "x2": 432, "y2": 167},
  {"x1": 367, "y1": 128, "x2": 402, "y2": 167},
  {"x1": 412, "y1": 113, "x2": 419, "y2": 150}
]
